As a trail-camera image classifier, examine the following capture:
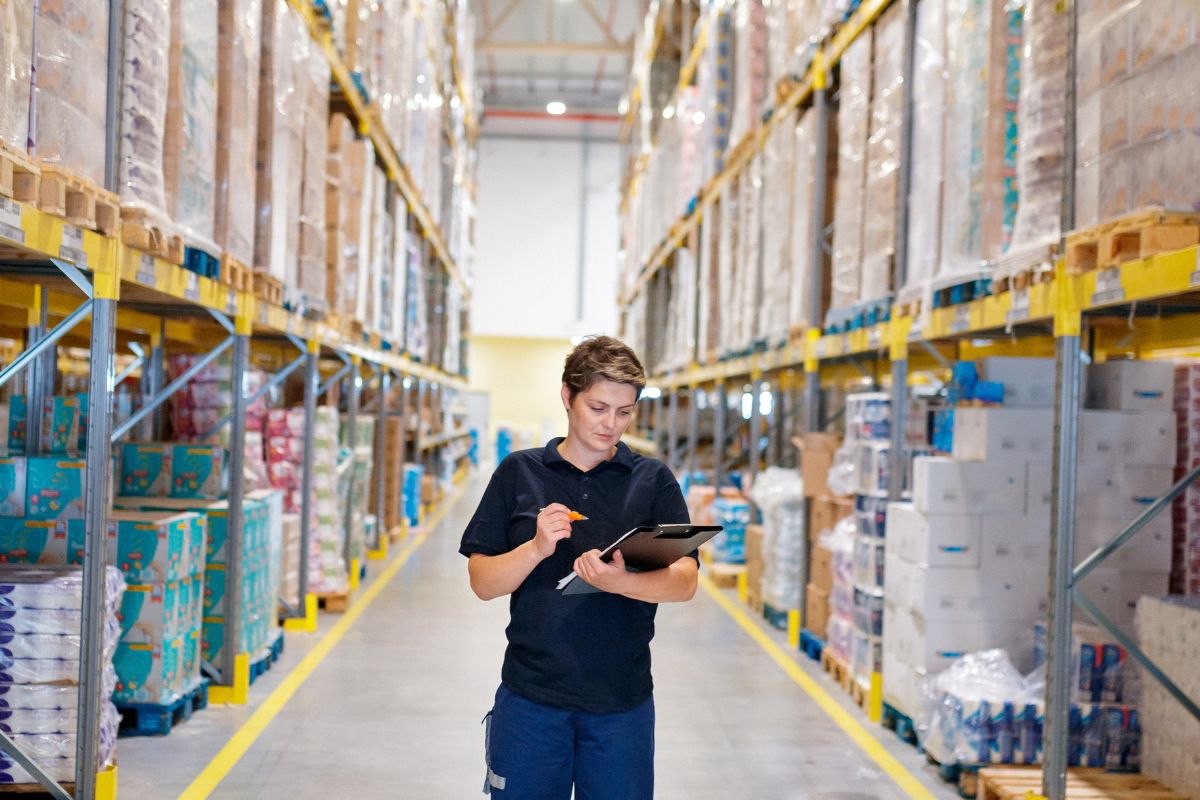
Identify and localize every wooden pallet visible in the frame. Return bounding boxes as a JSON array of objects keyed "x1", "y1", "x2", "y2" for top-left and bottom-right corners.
[
  {"x1": 252, "y1": 270, "x2": 284, "y2": 305},
  {"x1": 977, "y1": 767, "x2": 1188, "y2": 800},
  {"x1": 821, "y1": 648, "x2": 853, "y2": 693},
  {"x1": 121, "y1": 206, "x2": 185, "y2": 265},
  {"x1": 1065, "y1": 209, "x2": 1200, "y2": 275},
  {"x1": 37, "y1": 166, "x2": 119, "y2": 235},
  {"x1": 220, "y1": 253, "x2": 252, "y2": 292},
  {"x1": 745, "y1": 586, "x2": 764, "y2": 616},
  {"x1": 0, "y1": 146, "x2": 39, "y2": 204},
  {"x1": 0, "y1": 781, "x2": 76, "y2": 794},
  {"x1": 705, "y1": 561, "x2": 744, "y2": 589},
  {"x1": 316, "y1": 590, "x2": 351, "y2": 613}
]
